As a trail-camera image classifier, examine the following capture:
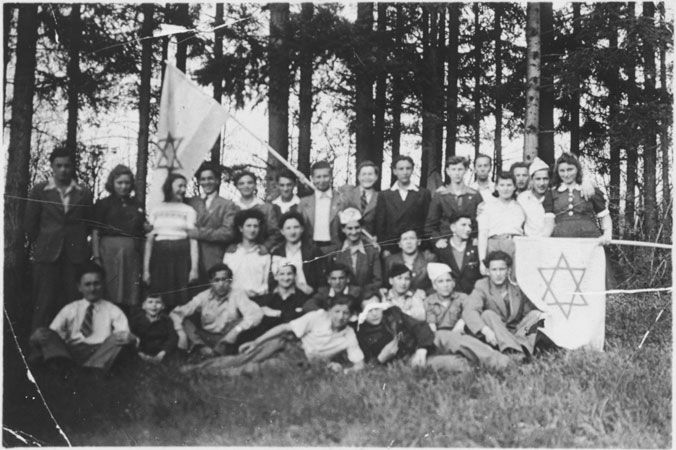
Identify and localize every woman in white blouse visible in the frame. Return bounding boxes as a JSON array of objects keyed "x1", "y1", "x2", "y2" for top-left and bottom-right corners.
[
  {"x1": 477, "y1": 171, "x2": 525, "y2": 274},
  {"x1": 143, "y1": 172, "x2": 199, "y2": 309},
  {"x1": 223, "y1": 208, "x2": 271, "y2": 299}
]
